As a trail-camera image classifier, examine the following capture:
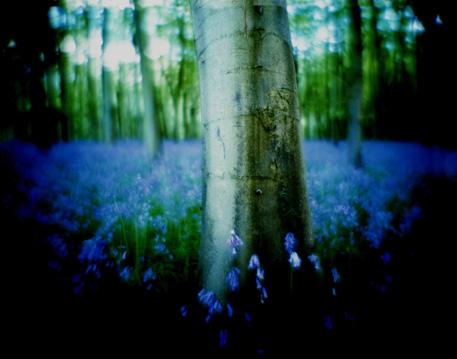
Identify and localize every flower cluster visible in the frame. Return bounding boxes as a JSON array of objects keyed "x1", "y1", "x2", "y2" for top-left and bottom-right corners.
[{"x1": 284, "y1": 232, "x2": 302, "y2": 269}]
